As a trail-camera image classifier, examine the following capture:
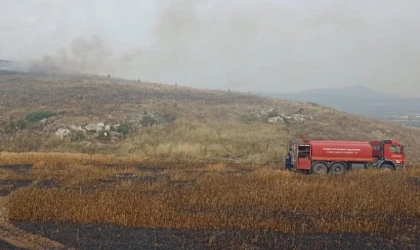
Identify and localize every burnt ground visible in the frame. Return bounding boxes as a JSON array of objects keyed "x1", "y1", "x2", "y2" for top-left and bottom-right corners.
[
  {"x1": 0, "y1": 165, "x2": 32, "y2": 175},
  {"x1": 1, "y1": 164, "x2": 420, "y2": 249},
  {"x1": 10, "y1": 222, "x2": 420, "y2": 250},
  {"x1": 0, "y1": 240, "x2": 22, "y2": 250},
  {"x1": 0, "y1": 164, "x2": 33, "y2": 197}
]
